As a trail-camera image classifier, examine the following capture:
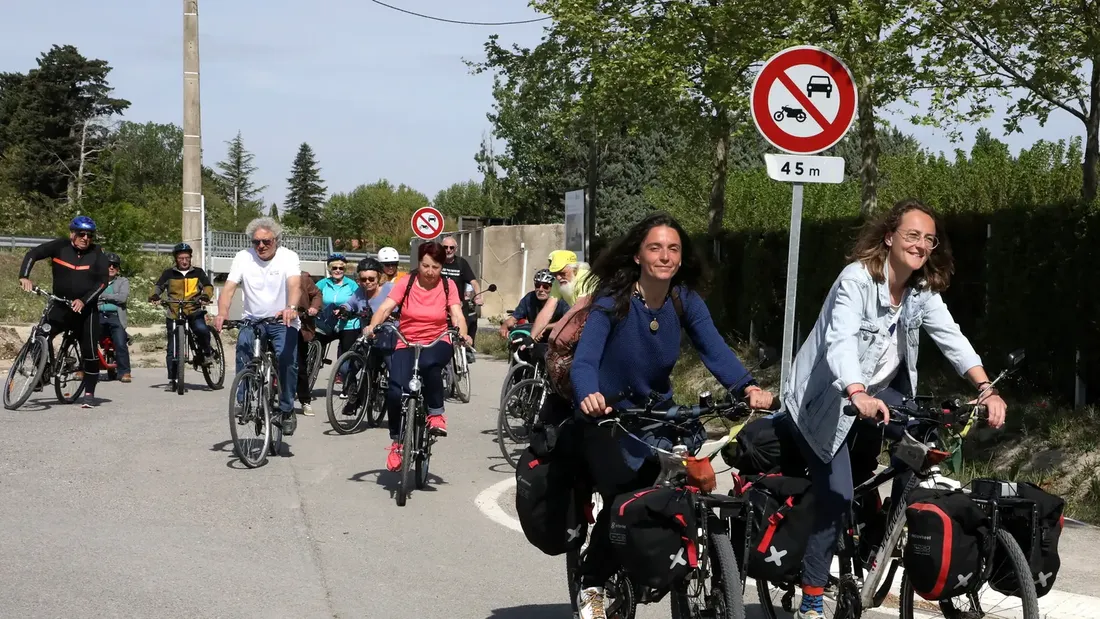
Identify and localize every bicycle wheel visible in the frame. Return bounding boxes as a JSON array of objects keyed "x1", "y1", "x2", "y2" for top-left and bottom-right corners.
[
  {"x1": 105, "y1": 348, "x2": 117, "y2": 381},
  {"x1": 453, "y1": 346, "x2": 471, "y2": 404},
  {"x1": 326, "y1": 350, "x2": 368, "y2": 434},
  {"x1": 4, "y1": 335, "x2": 48, "y2": 410},
  {"x1": 53, "y1": 336, "x2": 84, "y2": 403},
  {"x1": 365, "y1": 365, "x2": 386, "y2": 427},
  {"x1": 498, "y1": 361, "x2": 531, "y2": 407},
  {"x1": 501, "y1": 377, "x2": 545, "y2": 444},
  {"x1": 228, "y1": 368, "x2": 271, "y2": 468},
  {"x1": 673, "y1": 528, "x2": 746, "y2": 619},
  {"x1": 201, "y1": 330, "x2": 226, "y2": 389},
  {"x1": 306, "y1": 339, "x2": 323, "y2": 393},
  {"x1": 175, "y1": 325, "x2": 187, "y2": 395},
  {"x1": 396, "y1": 397, "x2": 417, "y2": 507},
  {"x1": 266, "y1": 355, "x2": 283, "y2": 457},
  {"x1": 899, "y1": 527, "x2": 1038, "y2": 619}
]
